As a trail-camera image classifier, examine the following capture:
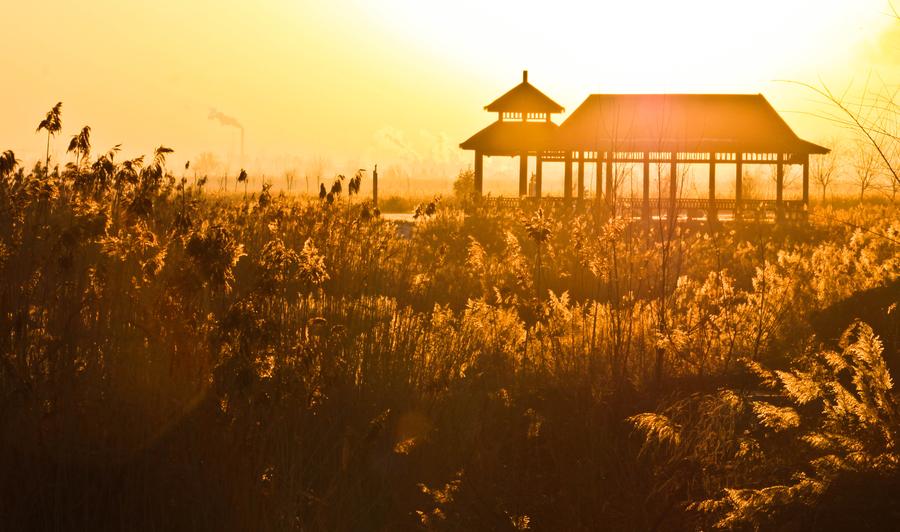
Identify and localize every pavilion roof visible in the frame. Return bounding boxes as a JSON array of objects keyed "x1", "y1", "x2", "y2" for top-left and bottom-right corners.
[
  {"x1": 460, "y1": 121, "x2": 559, "y2": 155},
  {"x1": 557, "y1": 94, "x2": 829, "y2": 154},
  {"x1": 485, "y1": 71, "x2": 565, "y2": 114}
]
